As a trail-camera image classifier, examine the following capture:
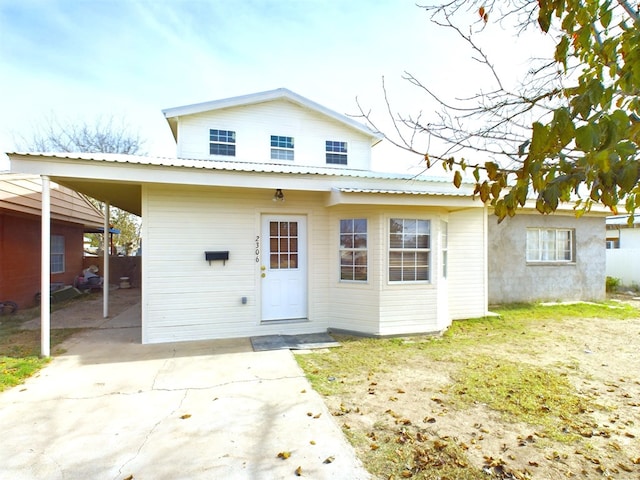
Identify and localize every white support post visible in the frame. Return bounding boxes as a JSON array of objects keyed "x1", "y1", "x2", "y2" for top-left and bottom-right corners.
[
  {"x1": 103, "y1": 201, "x2": 110, "y2": 318},
  {"x1": 40, "y1": 176, "x2": 51, "y2": 358}
]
